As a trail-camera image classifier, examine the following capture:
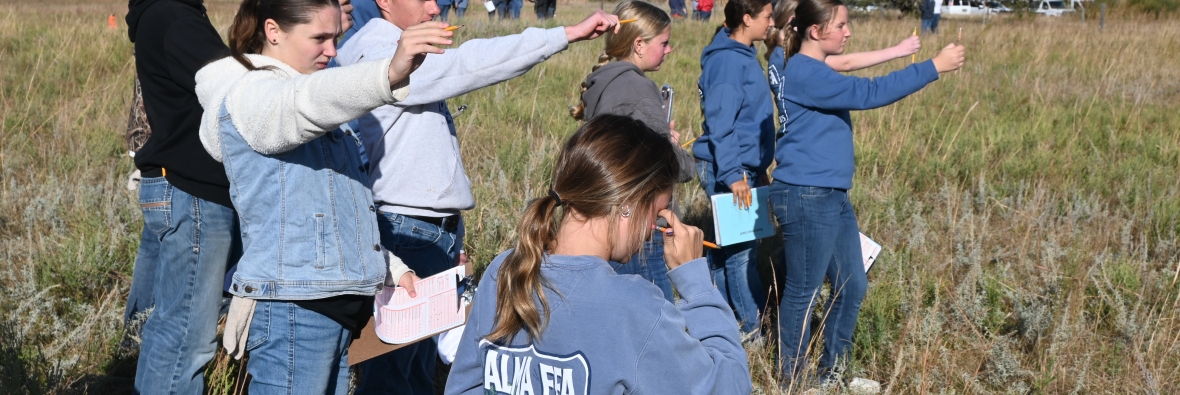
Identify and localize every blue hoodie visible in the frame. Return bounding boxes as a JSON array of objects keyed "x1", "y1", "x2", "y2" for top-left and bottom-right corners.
[
  {"x1": 773, "y1": 53, "x2": 939, "y2": 190},
  {"x1": 445, "y1": 252, "x2": 752, "y2": 395},
  {"x1": 692, "y1": 27, "x2": 776, "y2": 188}
]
